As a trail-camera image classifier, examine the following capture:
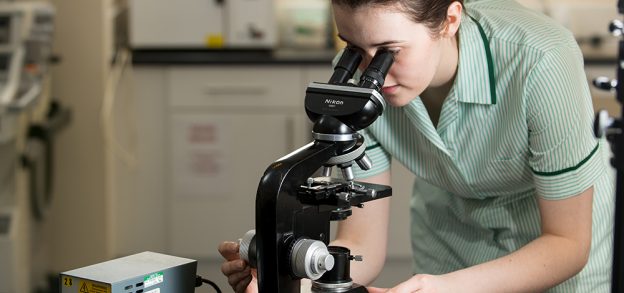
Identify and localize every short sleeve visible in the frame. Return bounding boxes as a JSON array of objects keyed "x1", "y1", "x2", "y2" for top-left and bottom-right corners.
[{"x1": 525, "y1": 44, "x2": 604, "y2": 200}]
